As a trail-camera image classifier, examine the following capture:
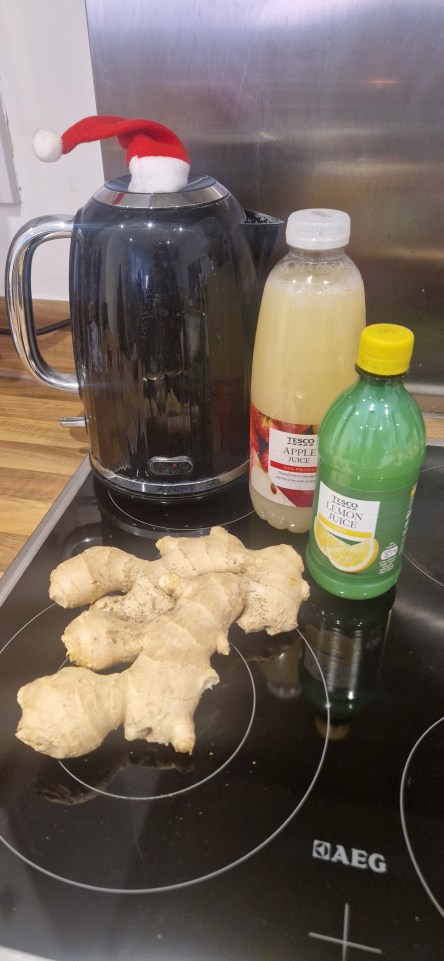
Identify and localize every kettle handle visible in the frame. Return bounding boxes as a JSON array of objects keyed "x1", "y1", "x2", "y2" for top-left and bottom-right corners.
[{"x1": 5, "y1": 215, "x2": 79, "y2": 392}]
